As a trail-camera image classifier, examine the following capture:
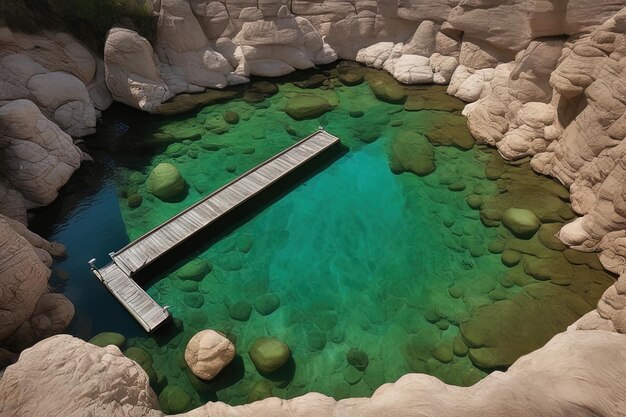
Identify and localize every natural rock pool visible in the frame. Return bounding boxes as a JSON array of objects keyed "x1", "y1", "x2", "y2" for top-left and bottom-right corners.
[{"x1": 33, "y1": 64, "x2": 615, "y2": 412}]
